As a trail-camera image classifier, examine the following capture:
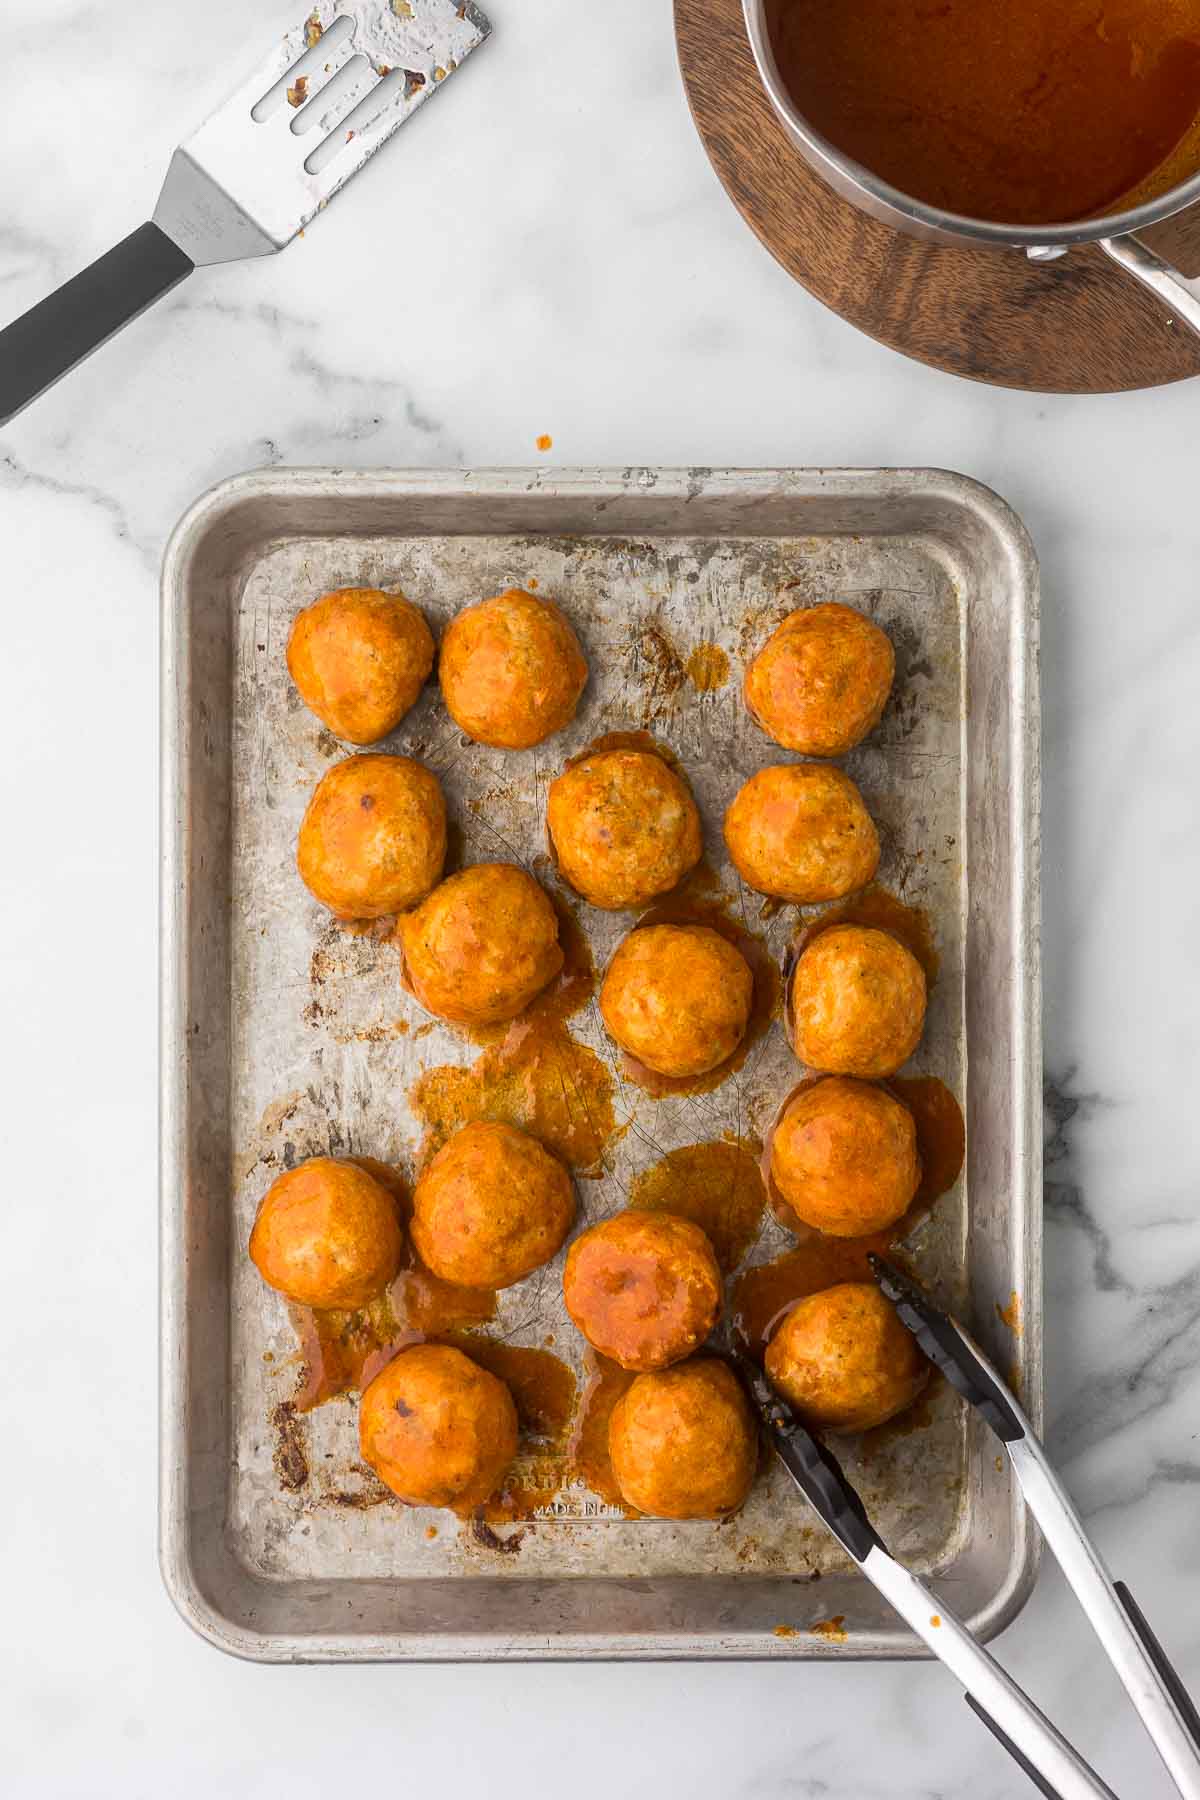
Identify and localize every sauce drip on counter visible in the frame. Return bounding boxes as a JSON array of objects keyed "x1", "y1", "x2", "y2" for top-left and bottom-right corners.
[{"x1": 767, "y1": 0, "x2": 1200, "y2": 224}]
